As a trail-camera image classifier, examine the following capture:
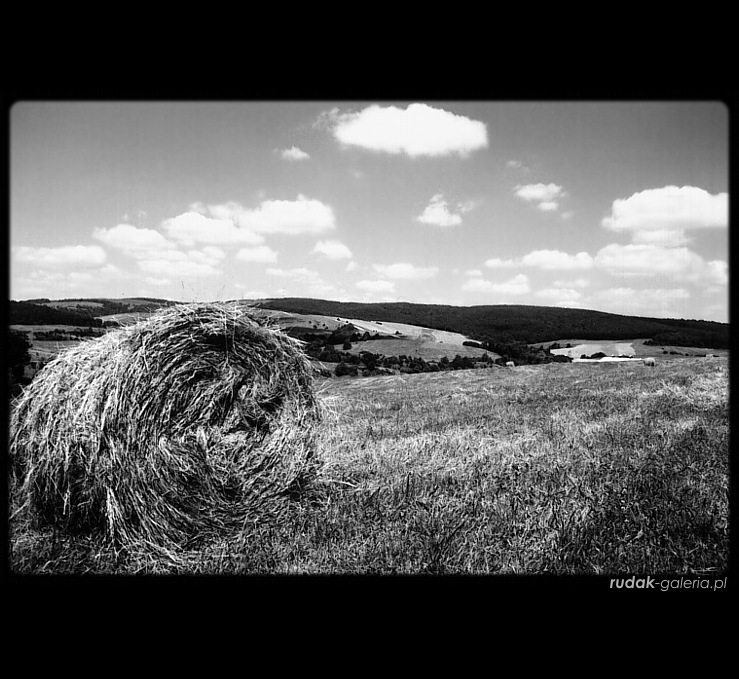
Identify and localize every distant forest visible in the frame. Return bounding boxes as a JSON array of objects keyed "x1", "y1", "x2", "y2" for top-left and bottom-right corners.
[
  {"x1": 256, "y1": 298, "x2": 730, "y2": 350},
  {"x1": 8, "y1": 299, "x2": 175, "y2": 327}
]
